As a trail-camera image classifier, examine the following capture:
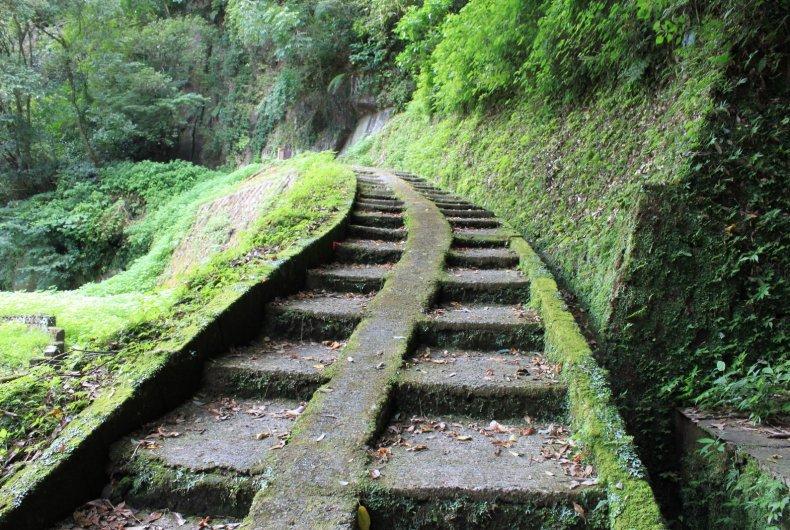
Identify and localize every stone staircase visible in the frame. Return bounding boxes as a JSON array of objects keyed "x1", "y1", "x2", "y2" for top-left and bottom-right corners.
[{"x1": 54, "y1": 170, "x2": 606, "y2": 530}]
